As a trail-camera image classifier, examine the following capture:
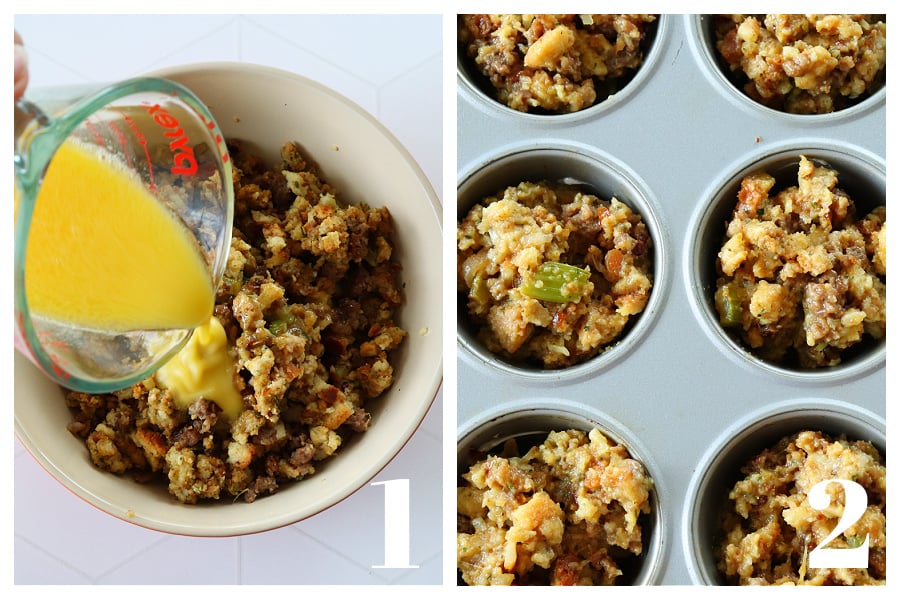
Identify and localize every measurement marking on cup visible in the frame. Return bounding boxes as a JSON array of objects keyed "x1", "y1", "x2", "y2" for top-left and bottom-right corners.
[
  {"x1": 201, "y1": 113, "x2": 230, "y2": 164},
  {"x1": 106, "y1": 120, "x2": 133, "y2": 171},
  {"x1": 84, "y1": 119, "x2": 104, "y2": 147},
  {"x1": 122, "y1": 113, "x2": 157, "y2": 191}
]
